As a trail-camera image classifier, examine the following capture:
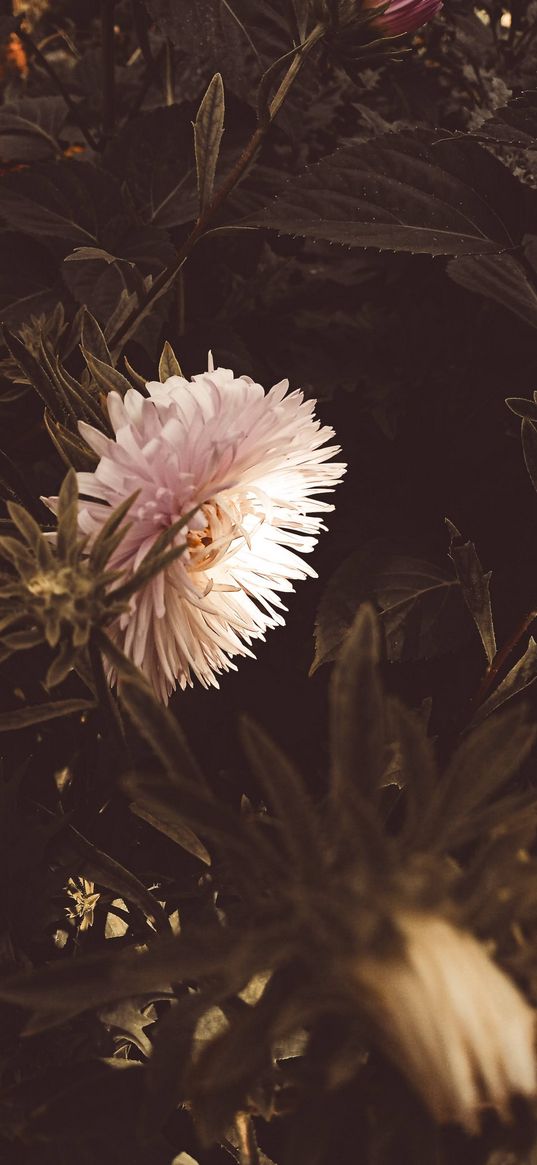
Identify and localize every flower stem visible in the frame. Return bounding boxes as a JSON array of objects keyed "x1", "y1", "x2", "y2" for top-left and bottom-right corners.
[{"x1": 108, "y1": 21, "x2": 325, "y2": 355}]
